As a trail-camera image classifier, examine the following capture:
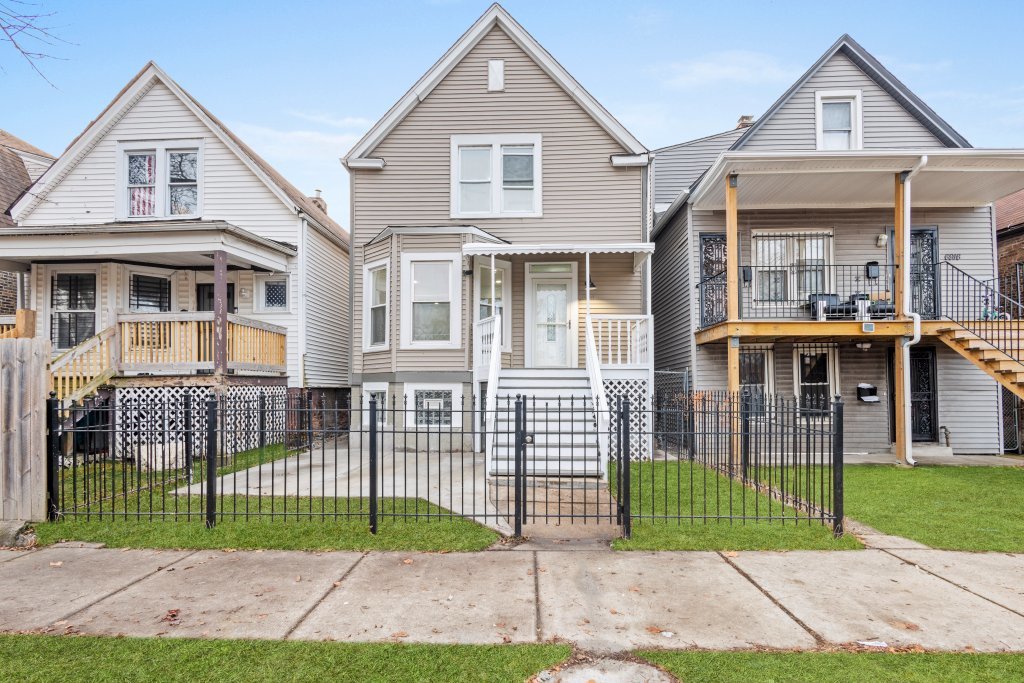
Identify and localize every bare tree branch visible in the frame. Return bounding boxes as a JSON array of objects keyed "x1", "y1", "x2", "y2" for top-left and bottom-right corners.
[{"x1": 0, "y1": 1, "x2": 72, "y2": 88}]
